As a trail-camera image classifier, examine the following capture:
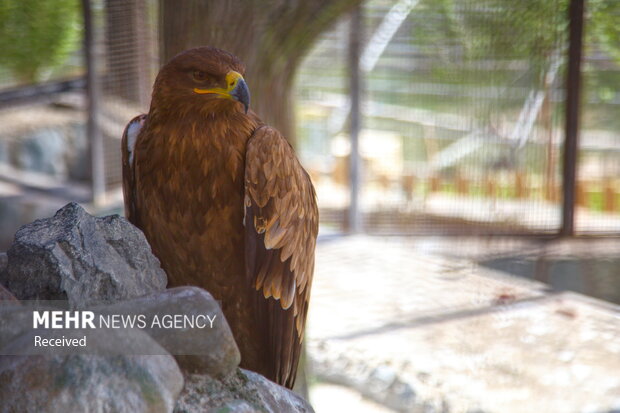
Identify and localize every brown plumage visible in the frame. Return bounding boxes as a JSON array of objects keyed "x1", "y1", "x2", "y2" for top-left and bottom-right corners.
[{"x1": 121, "y1": 47, "x2": 318, "y2": 388}]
